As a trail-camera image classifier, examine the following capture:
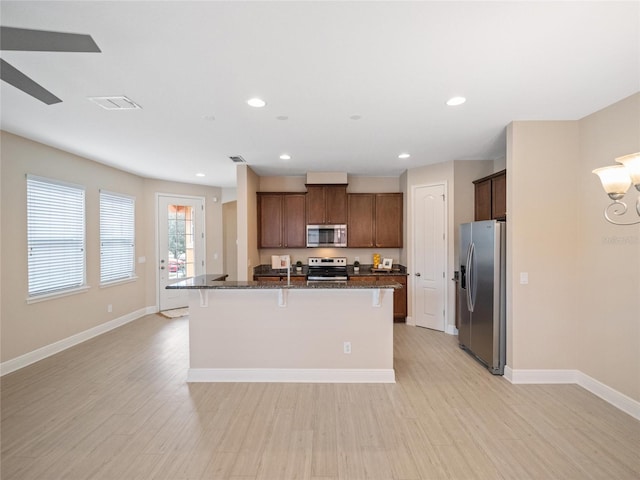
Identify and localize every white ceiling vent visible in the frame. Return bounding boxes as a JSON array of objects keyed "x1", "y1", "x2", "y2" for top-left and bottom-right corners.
[
  {"x1": 88, "y1": 96, "x2": 141, "y2": 110},
  {"x1": 229, "y1": 155, "x2": 246, "y2": 163}
]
